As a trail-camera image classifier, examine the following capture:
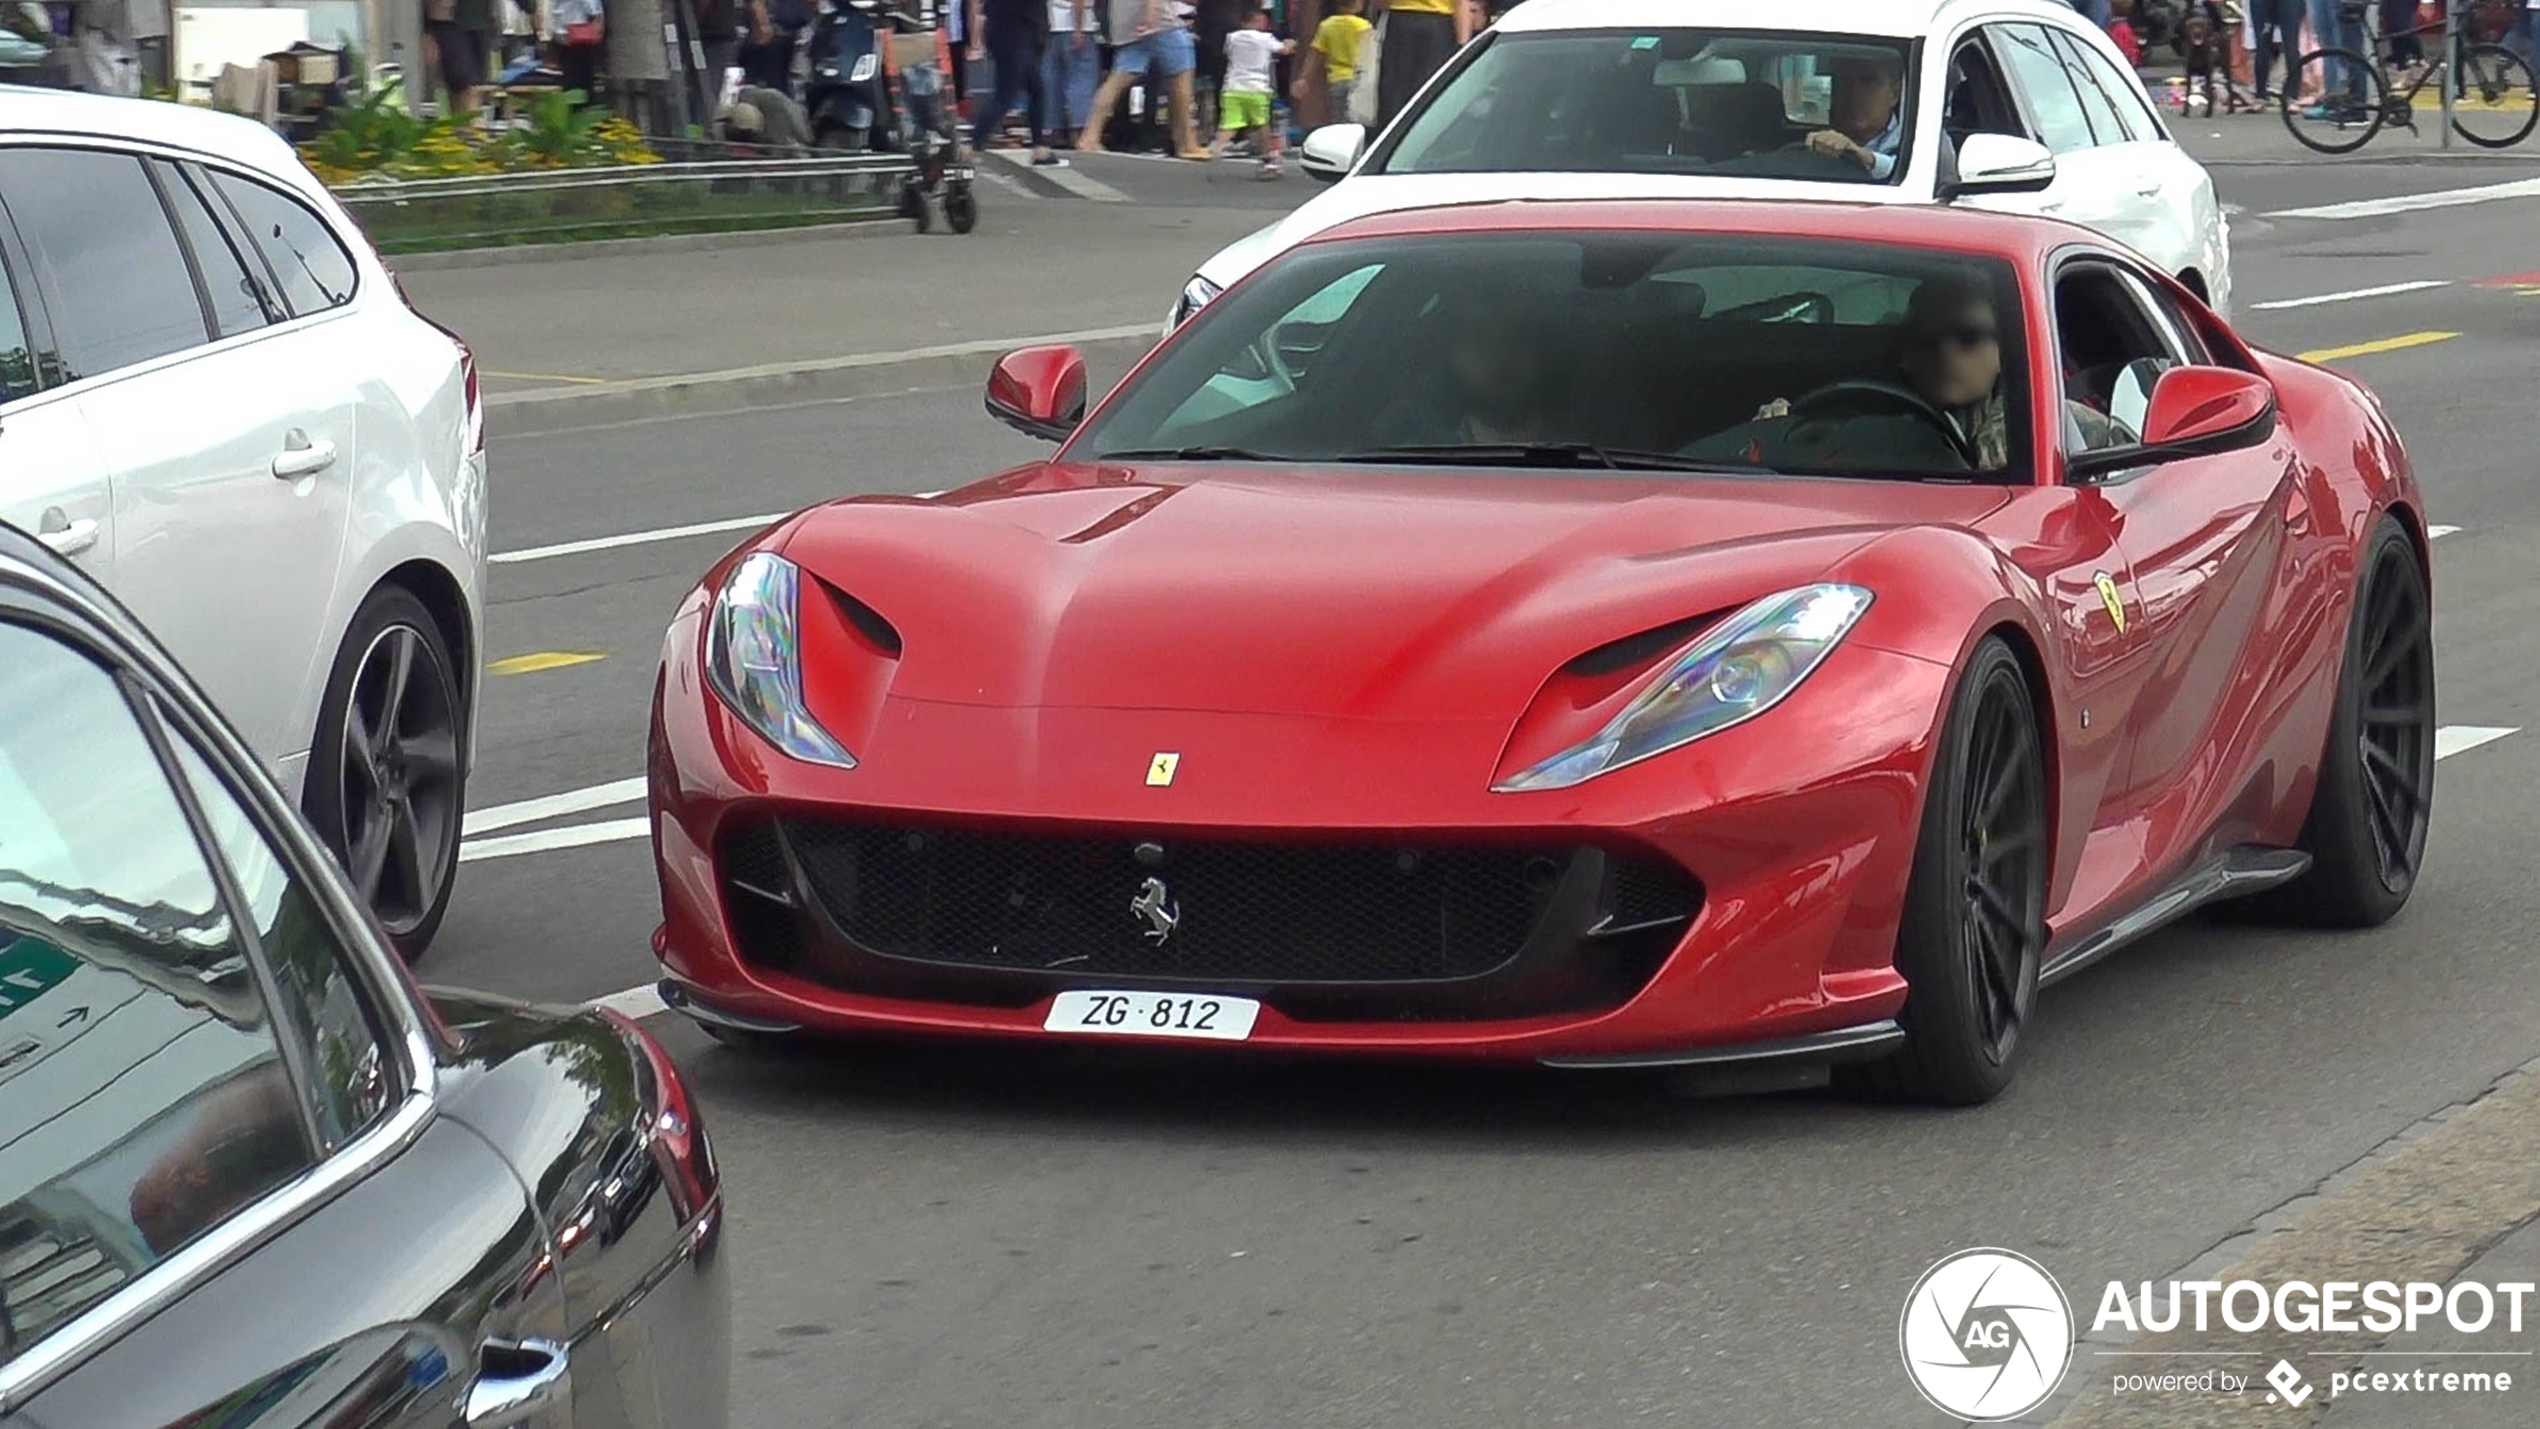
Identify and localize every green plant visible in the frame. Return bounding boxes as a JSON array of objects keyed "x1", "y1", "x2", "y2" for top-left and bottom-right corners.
[
  {"x1": 508, "y1": 88, "x2": 610, "y2": 168},
  {"x1": 306, "y1": 87, "x2": 431, "y2": 173}
]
